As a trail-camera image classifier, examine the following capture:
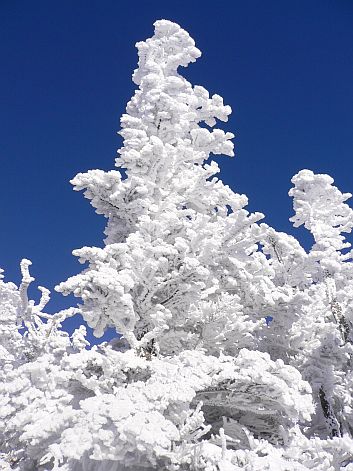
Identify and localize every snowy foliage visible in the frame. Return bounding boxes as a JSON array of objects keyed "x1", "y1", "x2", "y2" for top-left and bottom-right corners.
[{"x1": 1, "y1": 19, "x2": 353, "y2": 471}]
